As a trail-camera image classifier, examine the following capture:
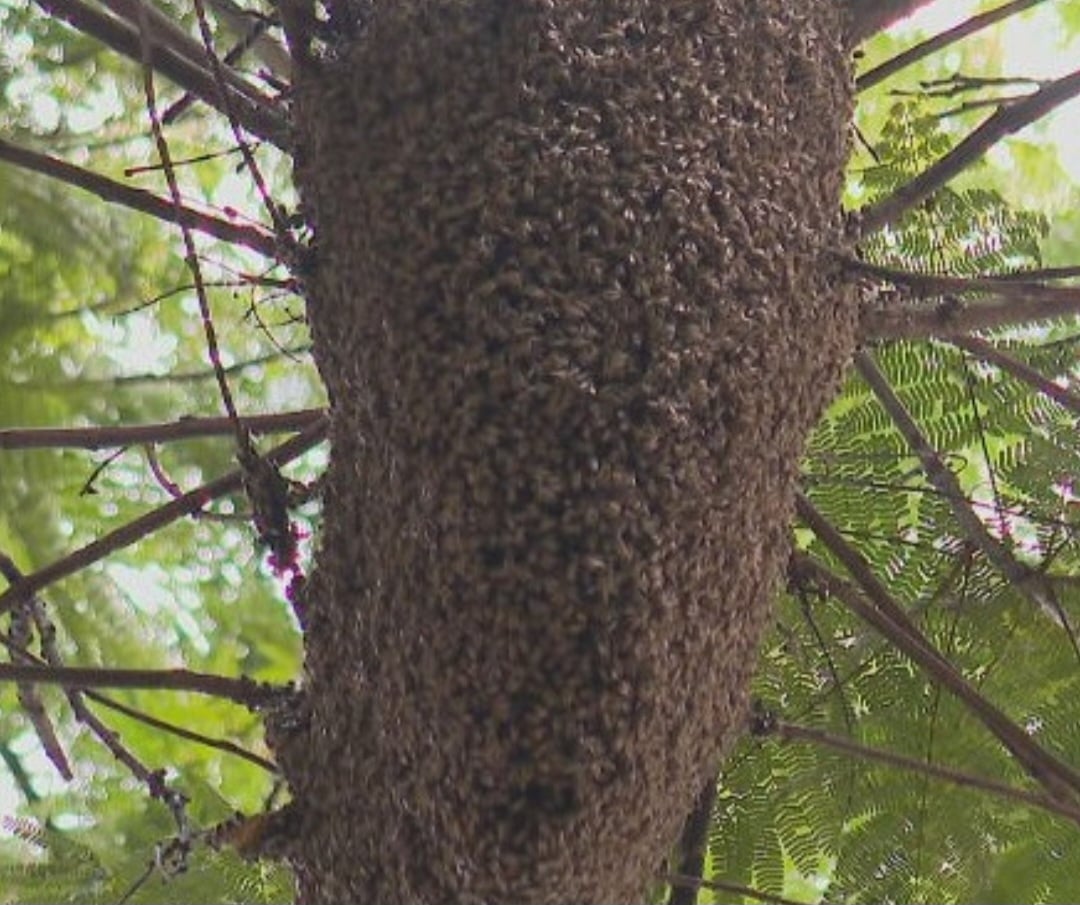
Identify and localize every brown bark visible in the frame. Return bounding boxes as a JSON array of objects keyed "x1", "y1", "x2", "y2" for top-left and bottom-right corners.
[{"x1": 276, "y1": 1, "x2": 861, "y2": 901}]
